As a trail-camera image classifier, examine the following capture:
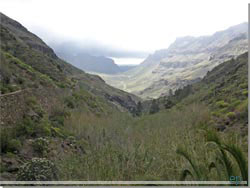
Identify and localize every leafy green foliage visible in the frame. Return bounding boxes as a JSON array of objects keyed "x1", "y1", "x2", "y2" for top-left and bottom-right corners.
[
  {"x1": 176, "y1": 147, "x2": 203, "y2": 180},
  {"x1": 17, "y1": 158, "x2": 57, "y2": 181},
  {"x1": 32, "y1": 138, "x2": 49, "y2": 156},
  {"x1": 226, "y1": 112, "x2": 236, "y2": 120},
  {"x1": 207, "y1": 131, "x2": 247, "y2": 180},
  {"x1": 152, "y1": 52, "x2": 248, "y2": 129},
  {"x1": 216, "y1": 100, "x2": 229, "y2": 108},
  {"x1": 177, "y1": 130, "x2": 248, "y2": 182},
  {"x1": 0, "y1": 127, "x2": 21, "y2": 153},
  {"x1": 223, "y1": 144, "x2": 248, "y2": 181}
]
